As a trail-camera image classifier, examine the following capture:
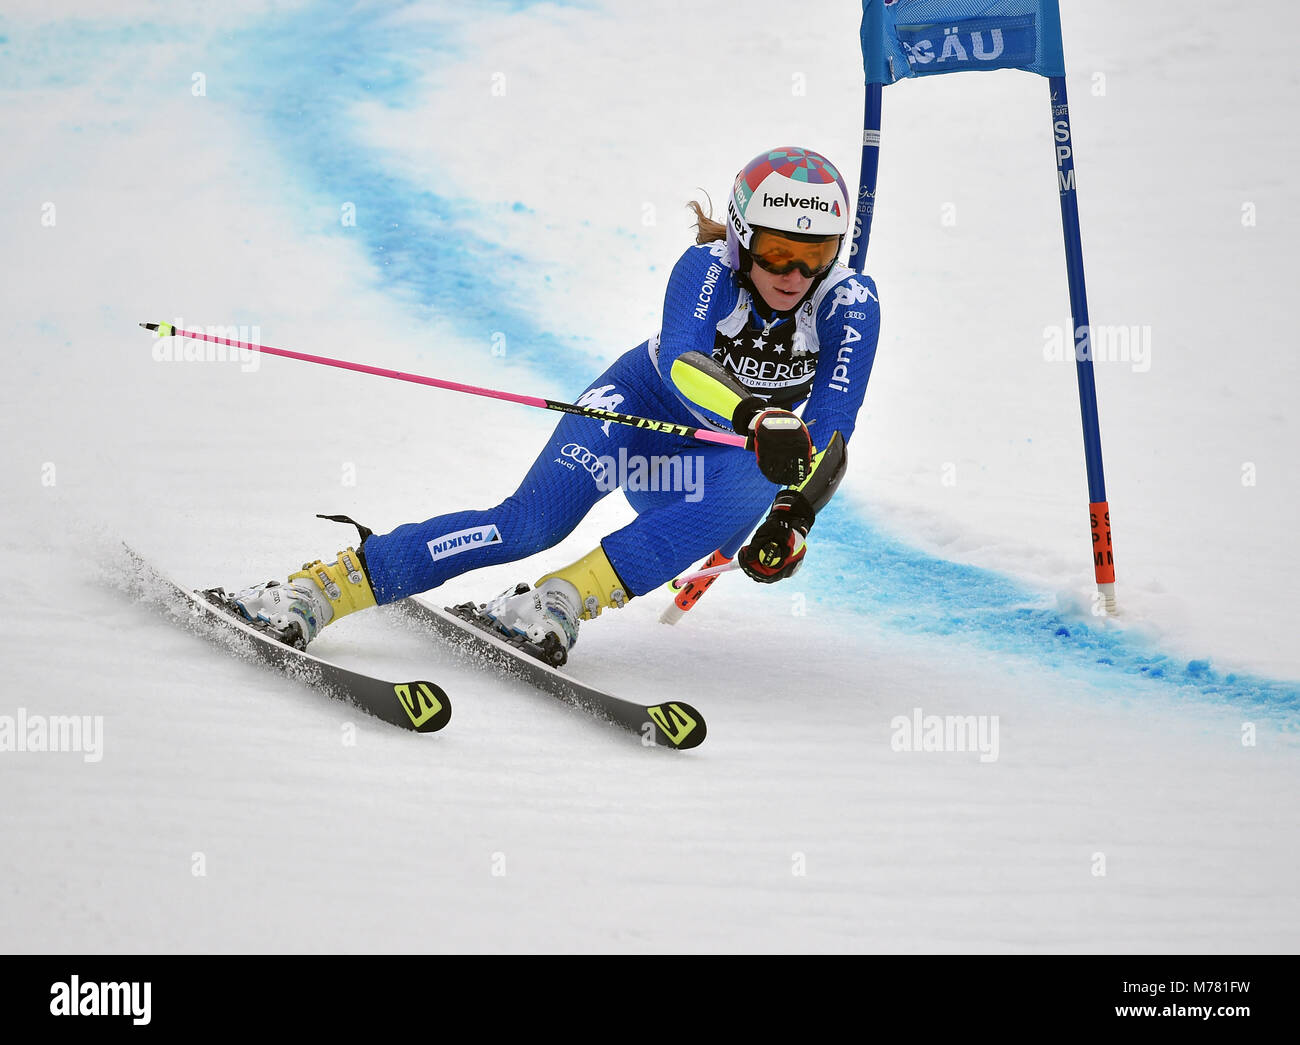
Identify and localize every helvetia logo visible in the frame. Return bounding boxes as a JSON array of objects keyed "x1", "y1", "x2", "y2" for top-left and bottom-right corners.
[
  {"x1": 762, "y1": 191, "x2": 832, "y2": 212},
  {"x1": 427, "y1": 524, "x2": 502, "y2": 562}
]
